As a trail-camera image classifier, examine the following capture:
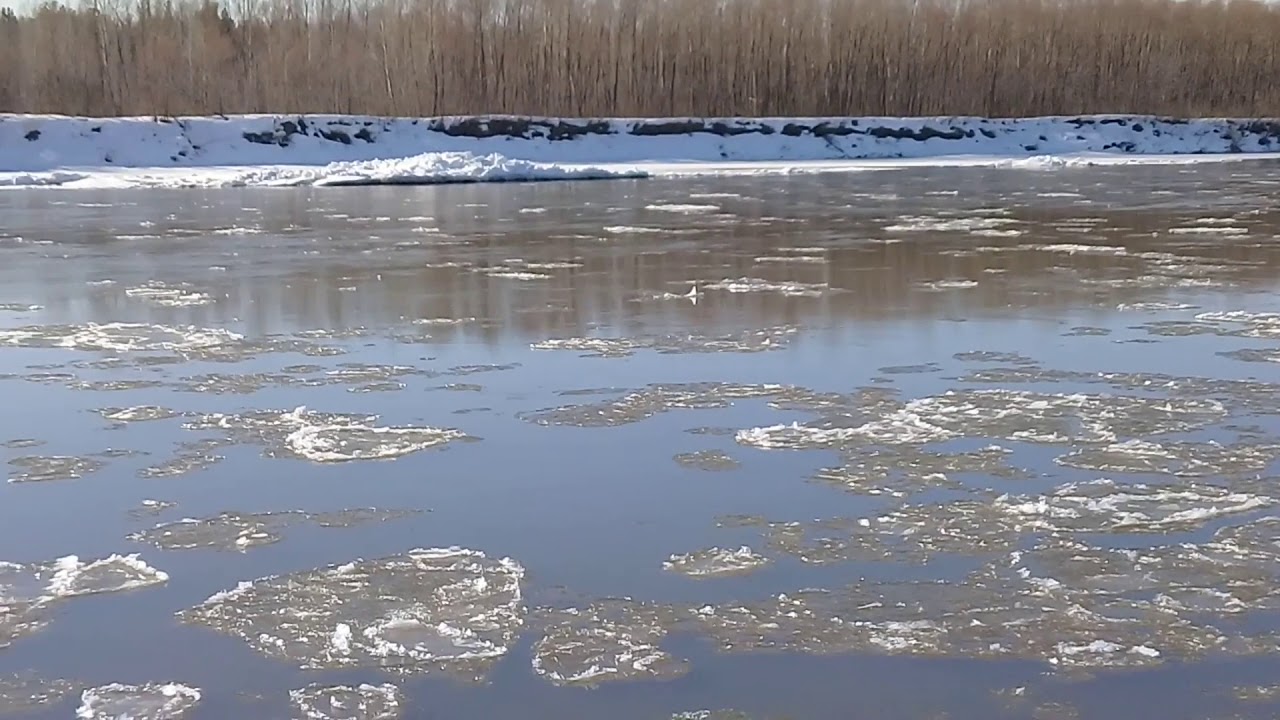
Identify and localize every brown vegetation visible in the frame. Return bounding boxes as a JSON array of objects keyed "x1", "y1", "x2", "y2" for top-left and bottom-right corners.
[{"x1": 2, "y1": 0, "x2": 1280, "y2": 118}]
